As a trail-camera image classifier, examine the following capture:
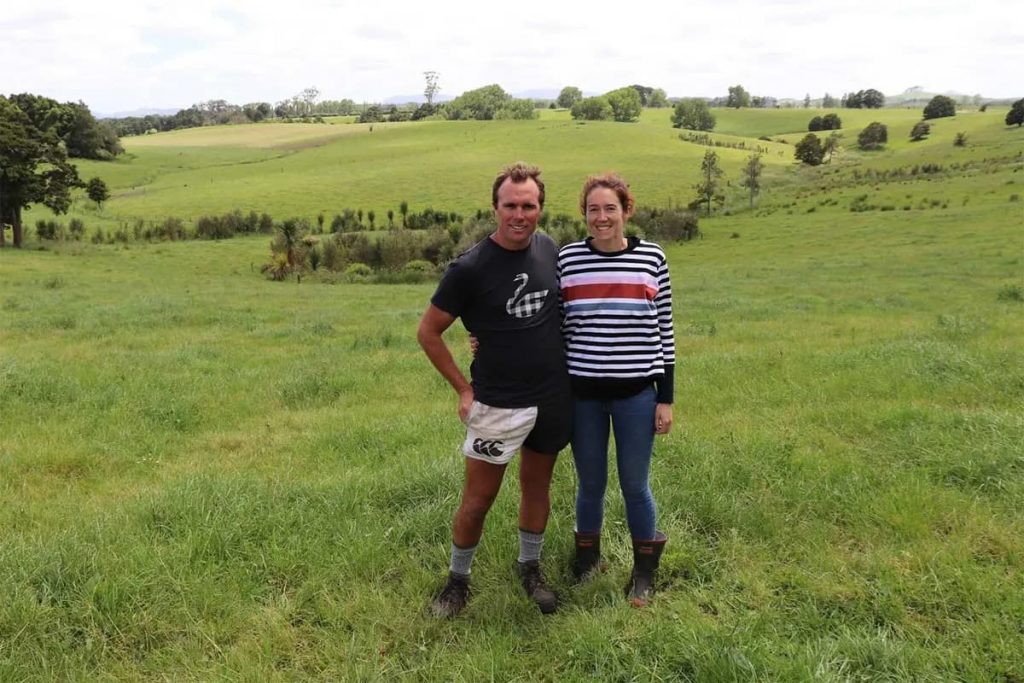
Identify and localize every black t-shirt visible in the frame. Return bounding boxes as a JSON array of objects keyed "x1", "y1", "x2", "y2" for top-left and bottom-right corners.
[{"x1": 431, "y1": 233, "x2": 569, "y2": 408}]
